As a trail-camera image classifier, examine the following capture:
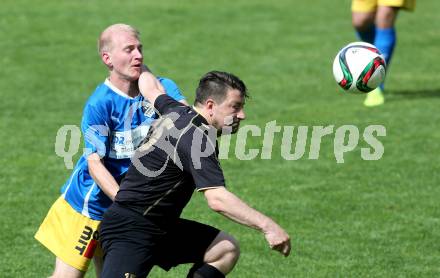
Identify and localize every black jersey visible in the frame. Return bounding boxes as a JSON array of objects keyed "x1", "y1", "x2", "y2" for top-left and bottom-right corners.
[{"x1": 115, "y1": 94, "x2": 225, "y2": 224}]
